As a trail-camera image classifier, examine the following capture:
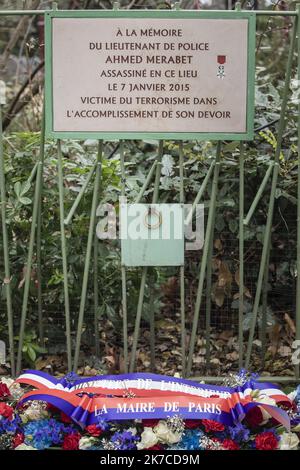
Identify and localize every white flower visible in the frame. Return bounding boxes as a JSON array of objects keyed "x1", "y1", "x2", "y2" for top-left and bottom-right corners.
[
  {"x1": 257, "y1": 394, "x2": 277, "y2": 424},
  {"x1": 15, "y1": 443, "x2": 37, "y2": 450},
  {"x1": 288, "y1": 390, "x2": 297, "y2": 402},
  {"x1": 161, "y1": 154, "x2": 175, "y2": 177},
  {"x1": 137, "y1": 427, "x2": 158, "y2": 450},
  {"x1": 279, "y1": 432, "x2": 299, "y2": 450},
  {"x1": 79, "y1": 436, "x2": 98, "y2": 450},
  {"x1": 20, "y1": 401, "x2": 49, "y2": 423},
  {"x1": 1, "y1": 377, "x2": 23, "y2": 399},
  {"x1": 154, "y1": 421, "x2": 182, "y2": 445},
  {"x1": 1, "y1": 377, "x2": 14, "y2": 387},
  {"x1": 127, "y1": 427, "x2": 137, "y2": 436}
]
